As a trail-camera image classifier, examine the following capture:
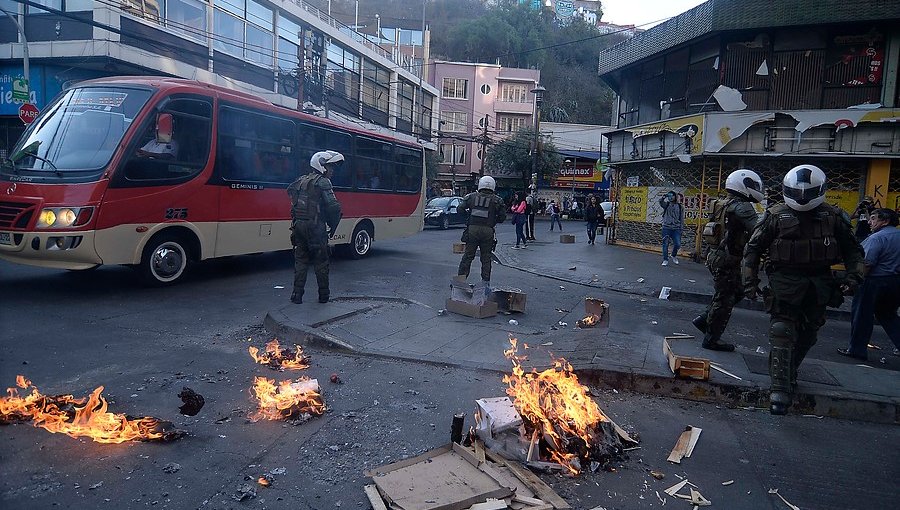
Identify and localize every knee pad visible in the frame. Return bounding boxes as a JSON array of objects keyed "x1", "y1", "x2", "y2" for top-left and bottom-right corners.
[{"x1": 770, "y1": 321, "x2": 793, "y2": 340}]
